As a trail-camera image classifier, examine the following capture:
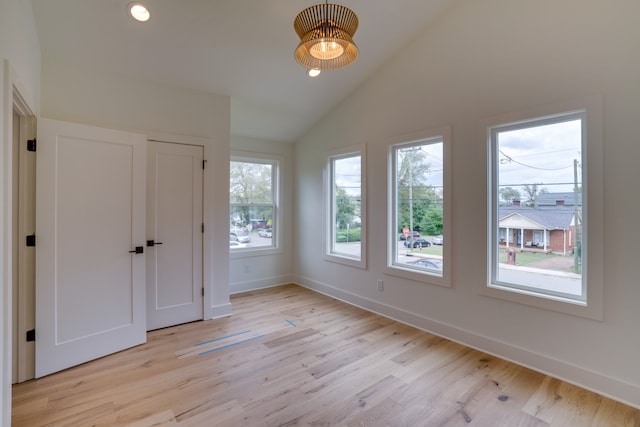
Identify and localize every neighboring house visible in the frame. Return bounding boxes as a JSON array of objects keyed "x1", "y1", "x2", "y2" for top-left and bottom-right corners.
[
  {"x1": 537, "y1": 192, "x2": 582, "y2": 207},
  {"x1": 499, "y1": 197, "x2": 581, "y2": 255}
]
